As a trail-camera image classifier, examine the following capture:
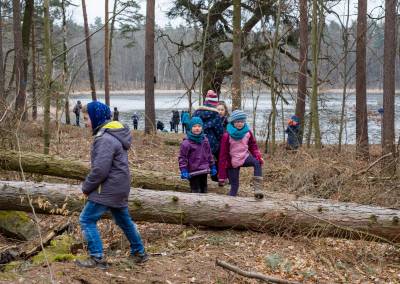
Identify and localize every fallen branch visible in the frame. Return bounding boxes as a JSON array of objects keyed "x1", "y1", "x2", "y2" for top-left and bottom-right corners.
[
  {"x1": 0, "y1": 220, "x2": 70, "y2": 266},
  {"x1": 215, "y1": 259, "x2": 301, "y2": 284},
  {"x1": 355, "y1": 152, "x2": 393, "y2": 176}
]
